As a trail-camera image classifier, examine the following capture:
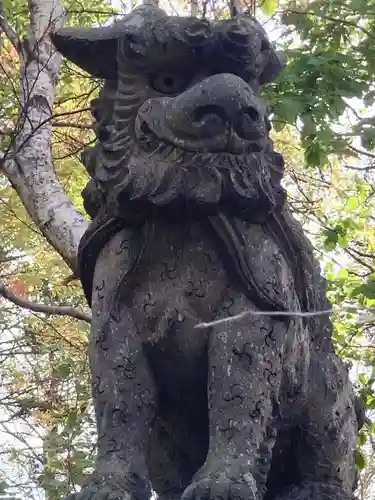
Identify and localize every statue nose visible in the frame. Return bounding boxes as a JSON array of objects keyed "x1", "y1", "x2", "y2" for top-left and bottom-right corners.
[
  {"x1": 168, "y1": 73, "x2": 266, "y2": 142},
  {"x1": 191, "y1": 103, "x2": 263, "y2": 141}
]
